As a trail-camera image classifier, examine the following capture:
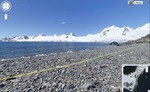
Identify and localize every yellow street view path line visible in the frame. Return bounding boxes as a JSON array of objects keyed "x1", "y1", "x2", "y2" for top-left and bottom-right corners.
[{"x1": 0, "y1": 46, "x2": 134, "y2": 81}]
